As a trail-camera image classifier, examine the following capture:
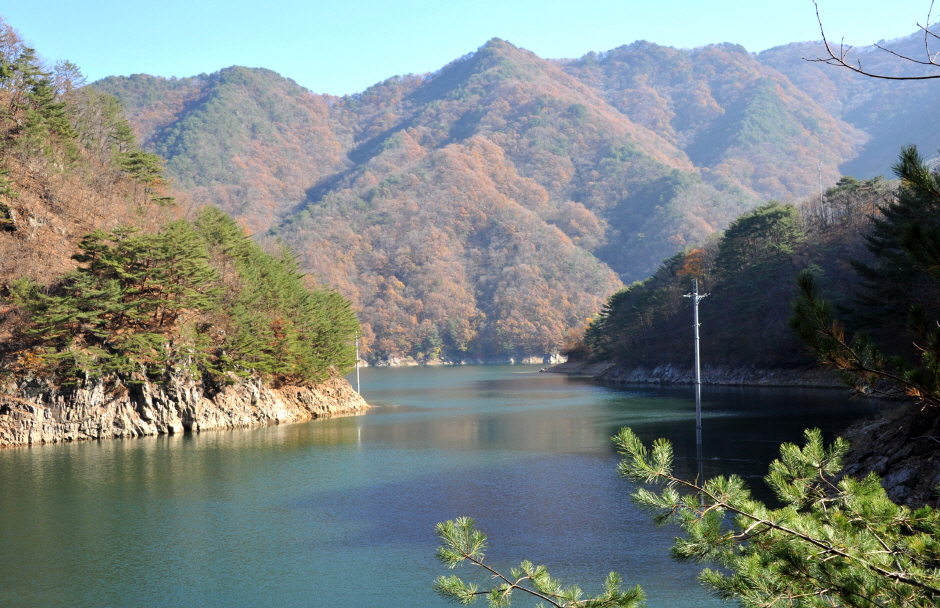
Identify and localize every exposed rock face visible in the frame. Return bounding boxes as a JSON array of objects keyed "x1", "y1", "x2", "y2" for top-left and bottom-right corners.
[
  {"x1": 544, "y1": 360, "x2": 616, "y2": 376},
  {"x1": 0, "y1": 370, "x2": 368, "y2": 448},
  {"x1": 548, "y1": 361, "x2": 842, "y2": 388},
  {"x1": 840, "y1": 403, "x2": 940, "y2": 508}
]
